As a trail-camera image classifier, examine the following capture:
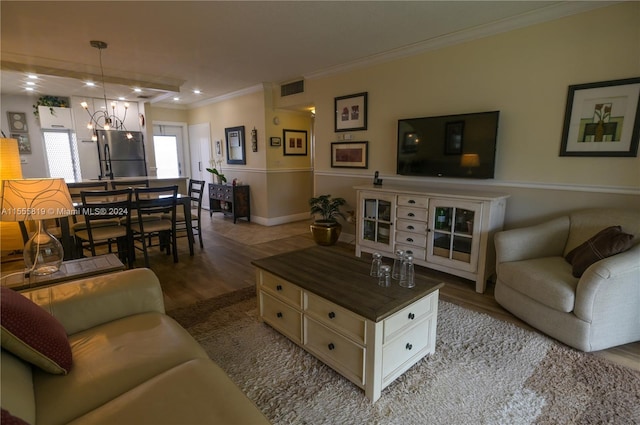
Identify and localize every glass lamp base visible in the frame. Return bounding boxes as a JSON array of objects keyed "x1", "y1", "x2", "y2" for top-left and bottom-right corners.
[{"x1": 23, "y1": 221, "x2": 64, "y2": 275}]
